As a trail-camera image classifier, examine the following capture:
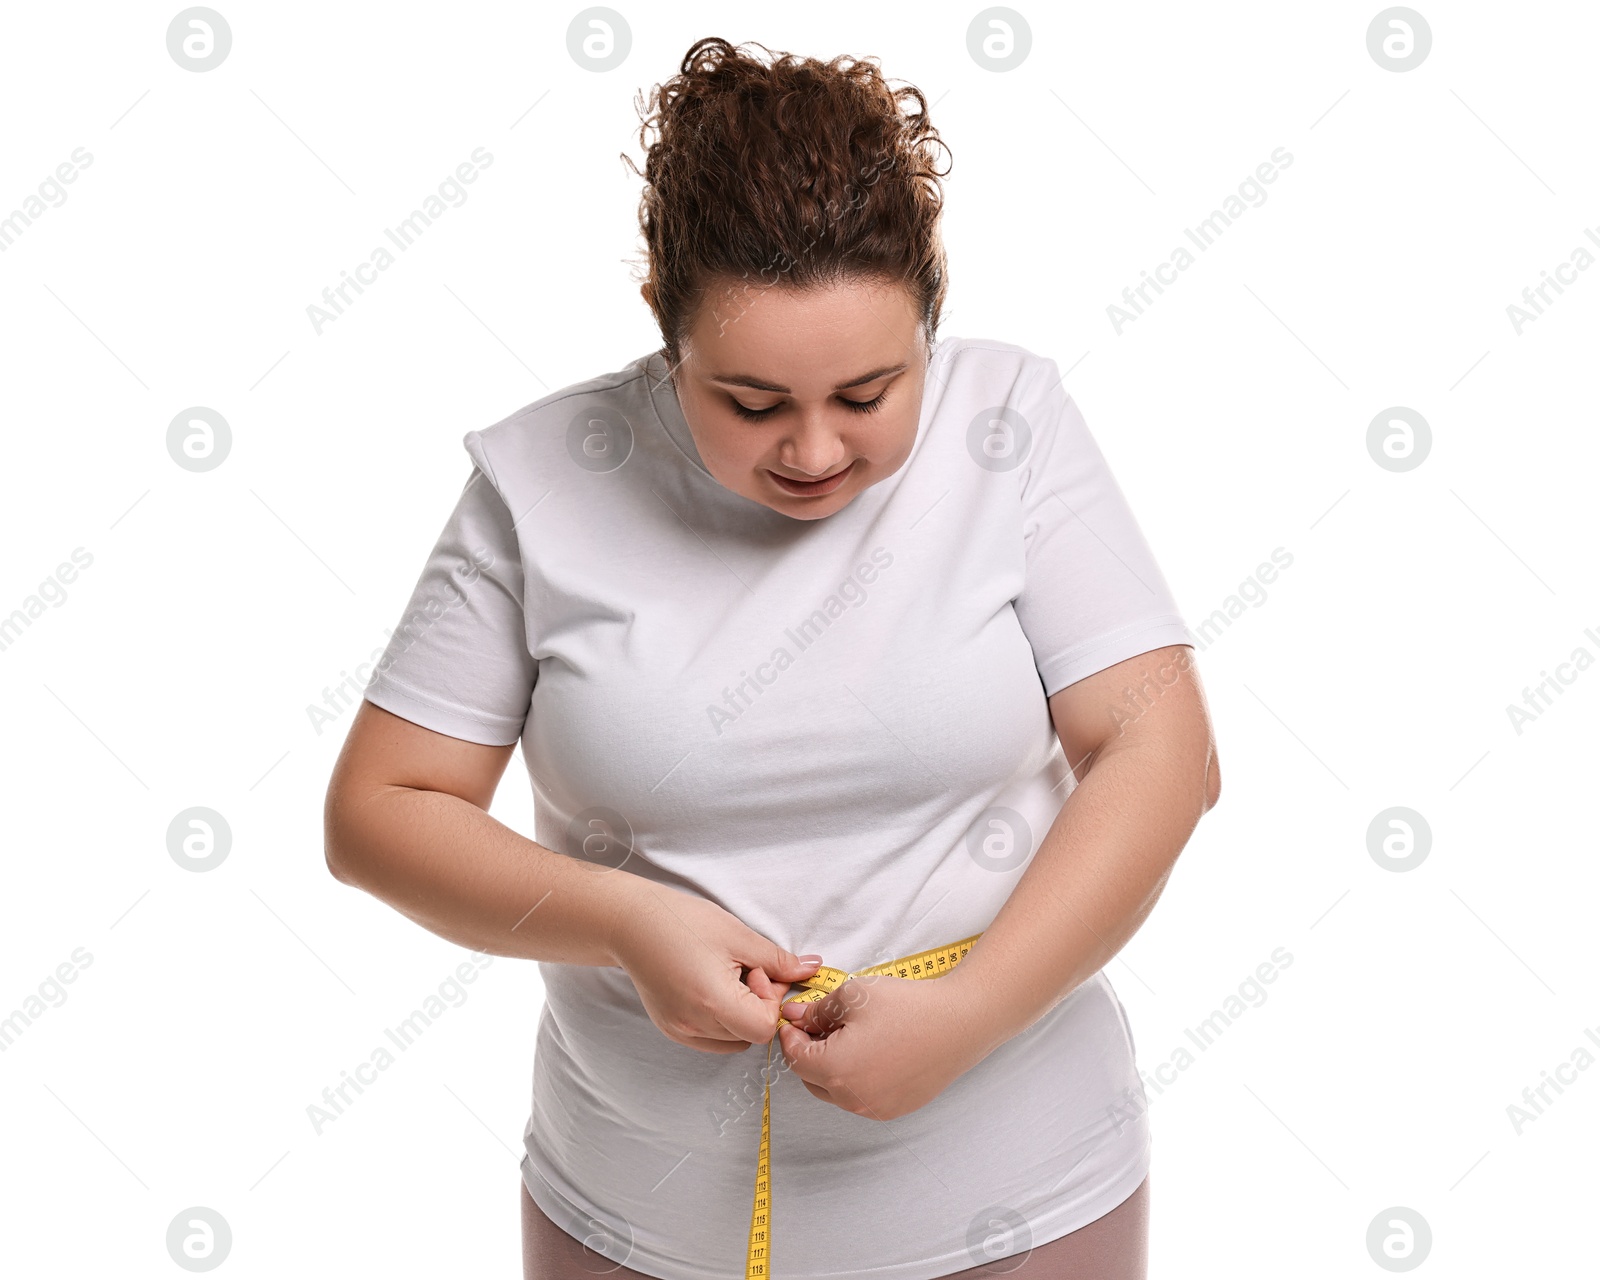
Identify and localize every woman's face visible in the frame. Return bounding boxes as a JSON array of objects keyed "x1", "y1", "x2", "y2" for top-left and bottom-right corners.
[{"x1": 668, "y1": 275, "x2": 929, "y2": 520}]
